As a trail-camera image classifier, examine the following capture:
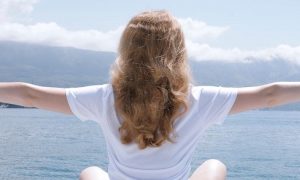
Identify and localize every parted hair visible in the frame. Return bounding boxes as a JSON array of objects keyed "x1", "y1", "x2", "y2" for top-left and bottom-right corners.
[{"x1": 110, "y1": 10, "x2": 192, "y2": 149}]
